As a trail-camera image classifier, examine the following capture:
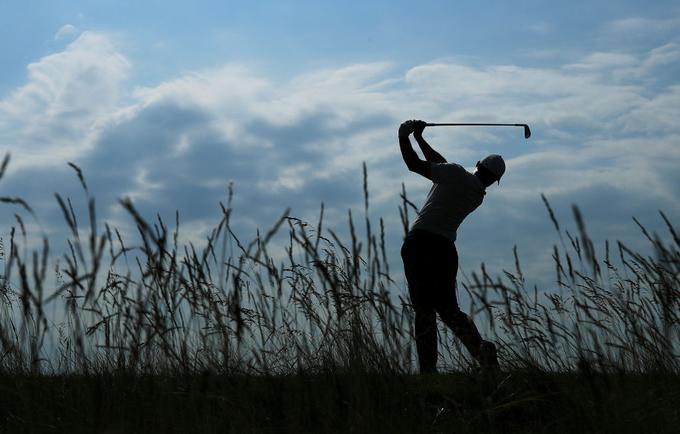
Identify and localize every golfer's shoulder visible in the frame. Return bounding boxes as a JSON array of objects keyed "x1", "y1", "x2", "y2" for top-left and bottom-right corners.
[
  {"x1": 432, "y1": 162, "x2": 465, "y2": 171},
  {"x1": 431, "y1": 162, "x2": 468, "y2": 180}
]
